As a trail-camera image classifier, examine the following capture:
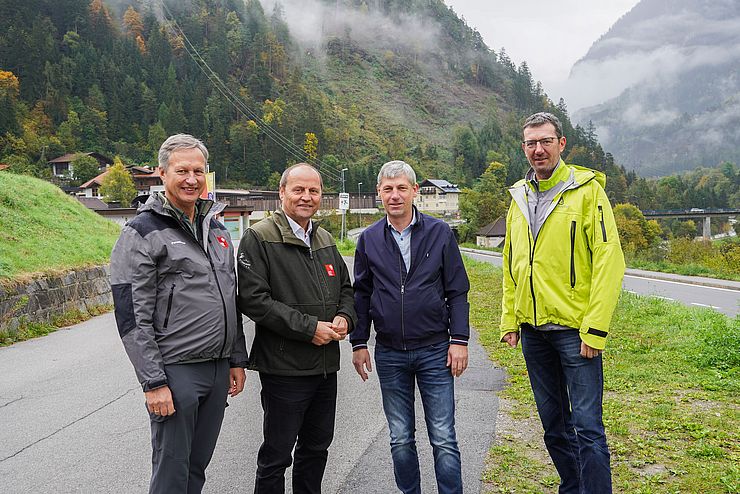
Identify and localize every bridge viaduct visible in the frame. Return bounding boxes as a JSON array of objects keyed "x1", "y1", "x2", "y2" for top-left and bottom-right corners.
[{"x1": 641, "y1": 209, "x2": 740, "y2": 240}]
